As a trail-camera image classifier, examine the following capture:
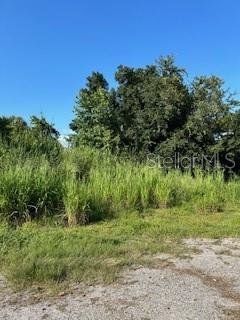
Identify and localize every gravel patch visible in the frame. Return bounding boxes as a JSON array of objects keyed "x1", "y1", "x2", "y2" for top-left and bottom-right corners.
[{"x1": 0, "y1": 238, "x2": 240, "y2": 320}]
